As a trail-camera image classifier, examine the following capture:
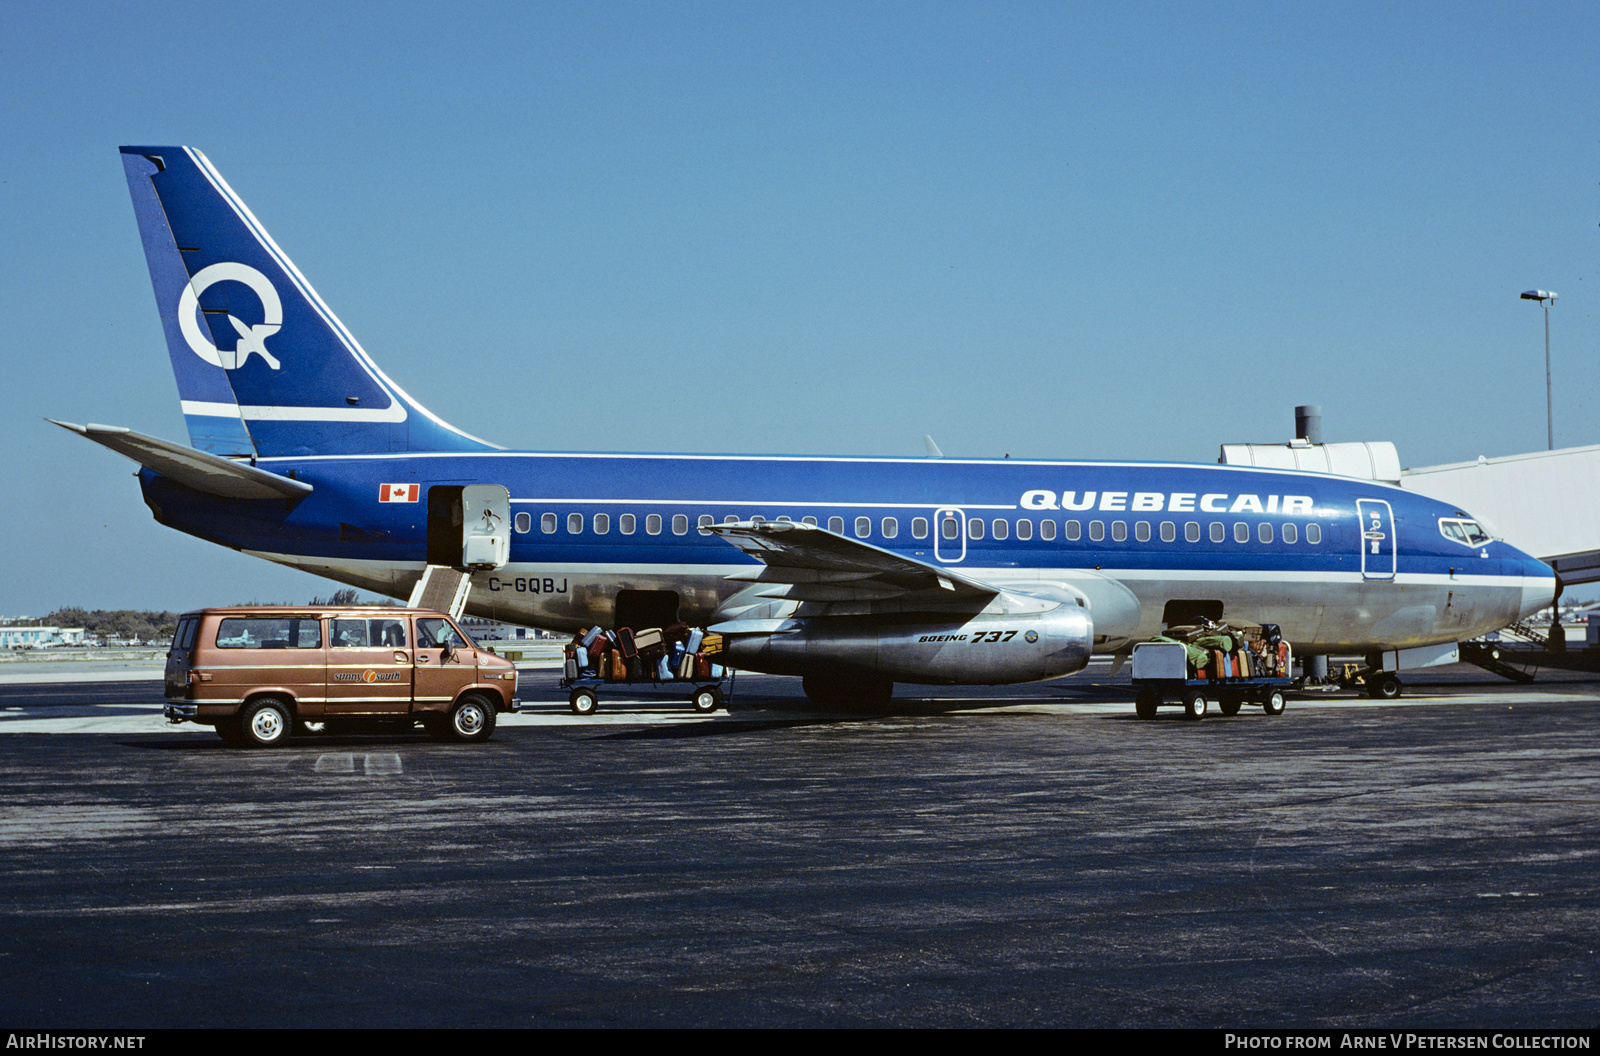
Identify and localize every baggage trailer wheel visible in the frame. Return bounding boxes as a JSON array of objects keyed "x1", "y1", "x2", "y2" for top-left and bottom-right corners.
[
  {"x1": 1182, "y1": 689, "x2": 1208, "y2": 721},
  {"x1": 569, "y1": 686, "x2": 598, "y2": 716},
  {"x1": 691, "y1": 685, "x2": 723, "y2": 714},
  {"x1": 1262, "y1": 689, "x2": 1286, "y2": 715},
  {"x1": 1135, "y1": 687, "x2": 1161, "y2": 720}
]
